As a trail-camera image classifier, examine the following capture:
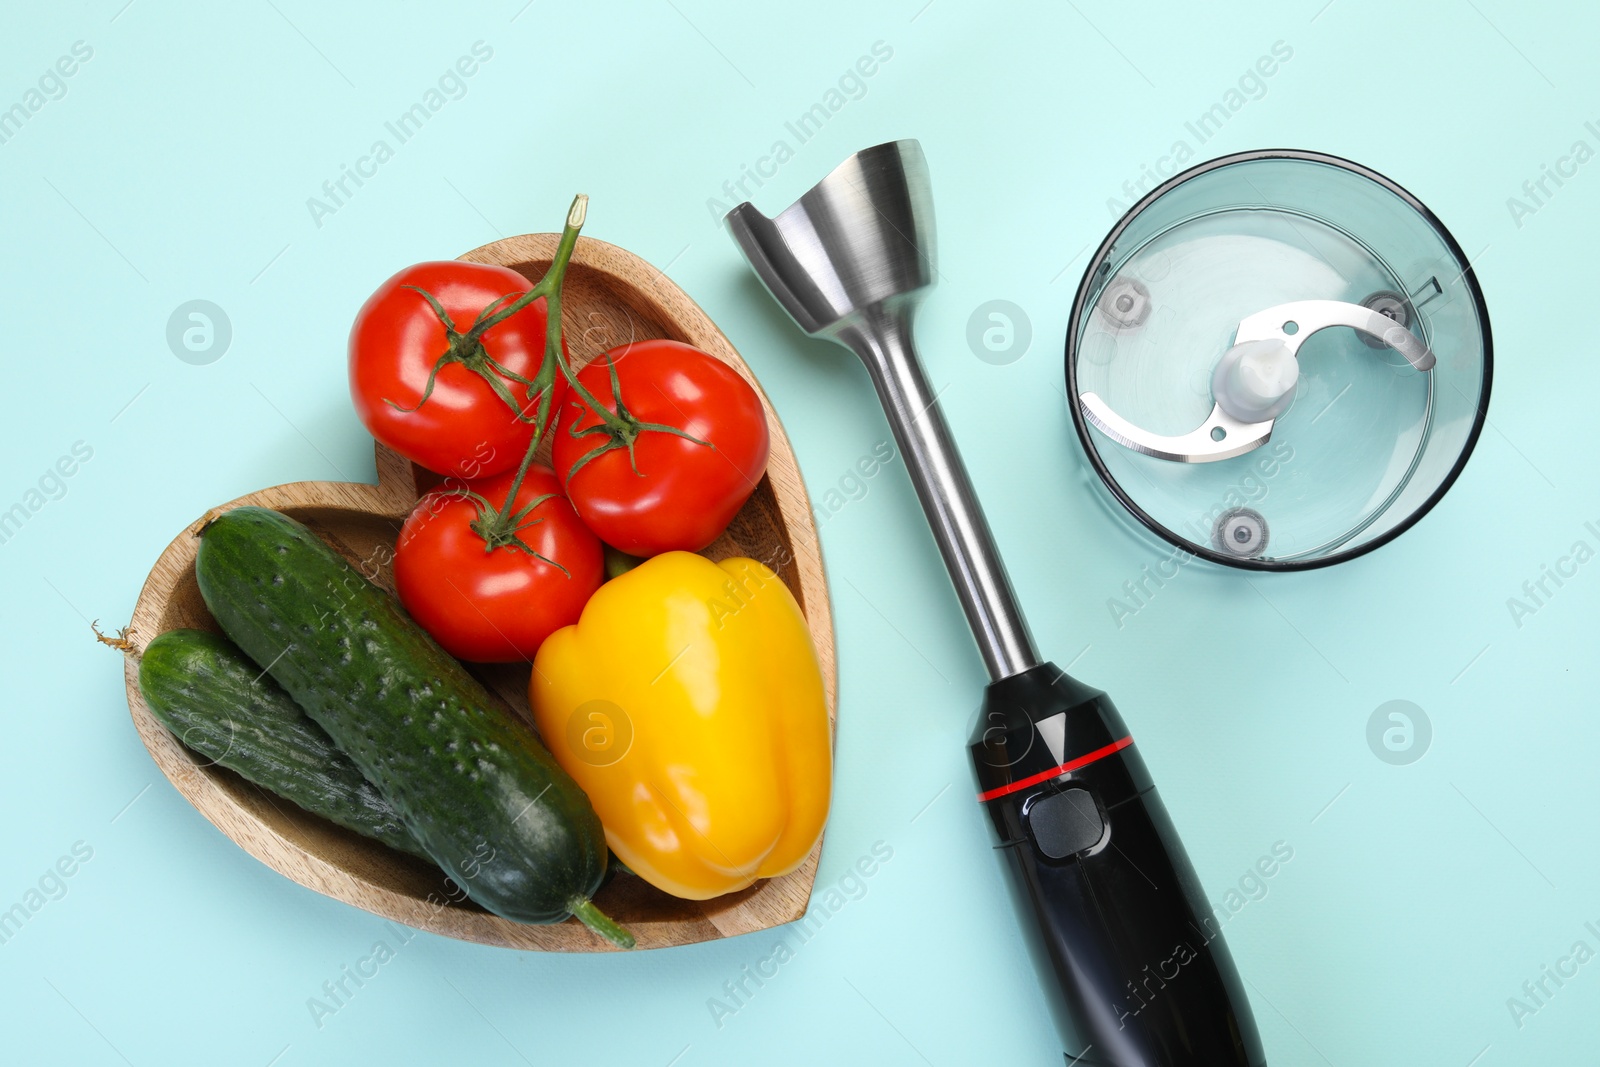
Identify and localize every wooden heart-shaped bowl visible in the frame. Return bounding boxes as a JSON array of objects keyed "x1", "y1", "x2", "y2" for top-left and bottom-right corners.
[{"x1": 122, "y1": 234, "x2": 835, "y2": 951}]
